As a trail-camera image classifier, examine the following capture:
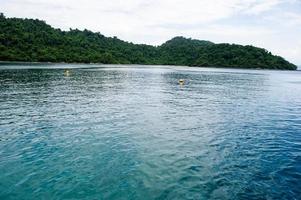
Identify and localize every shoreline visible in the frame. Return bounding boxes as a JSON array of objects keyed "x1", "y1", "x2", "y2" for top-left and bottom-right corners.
[{"x1": 0, "y1": 61, "x2": 298, "y2": 71}]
